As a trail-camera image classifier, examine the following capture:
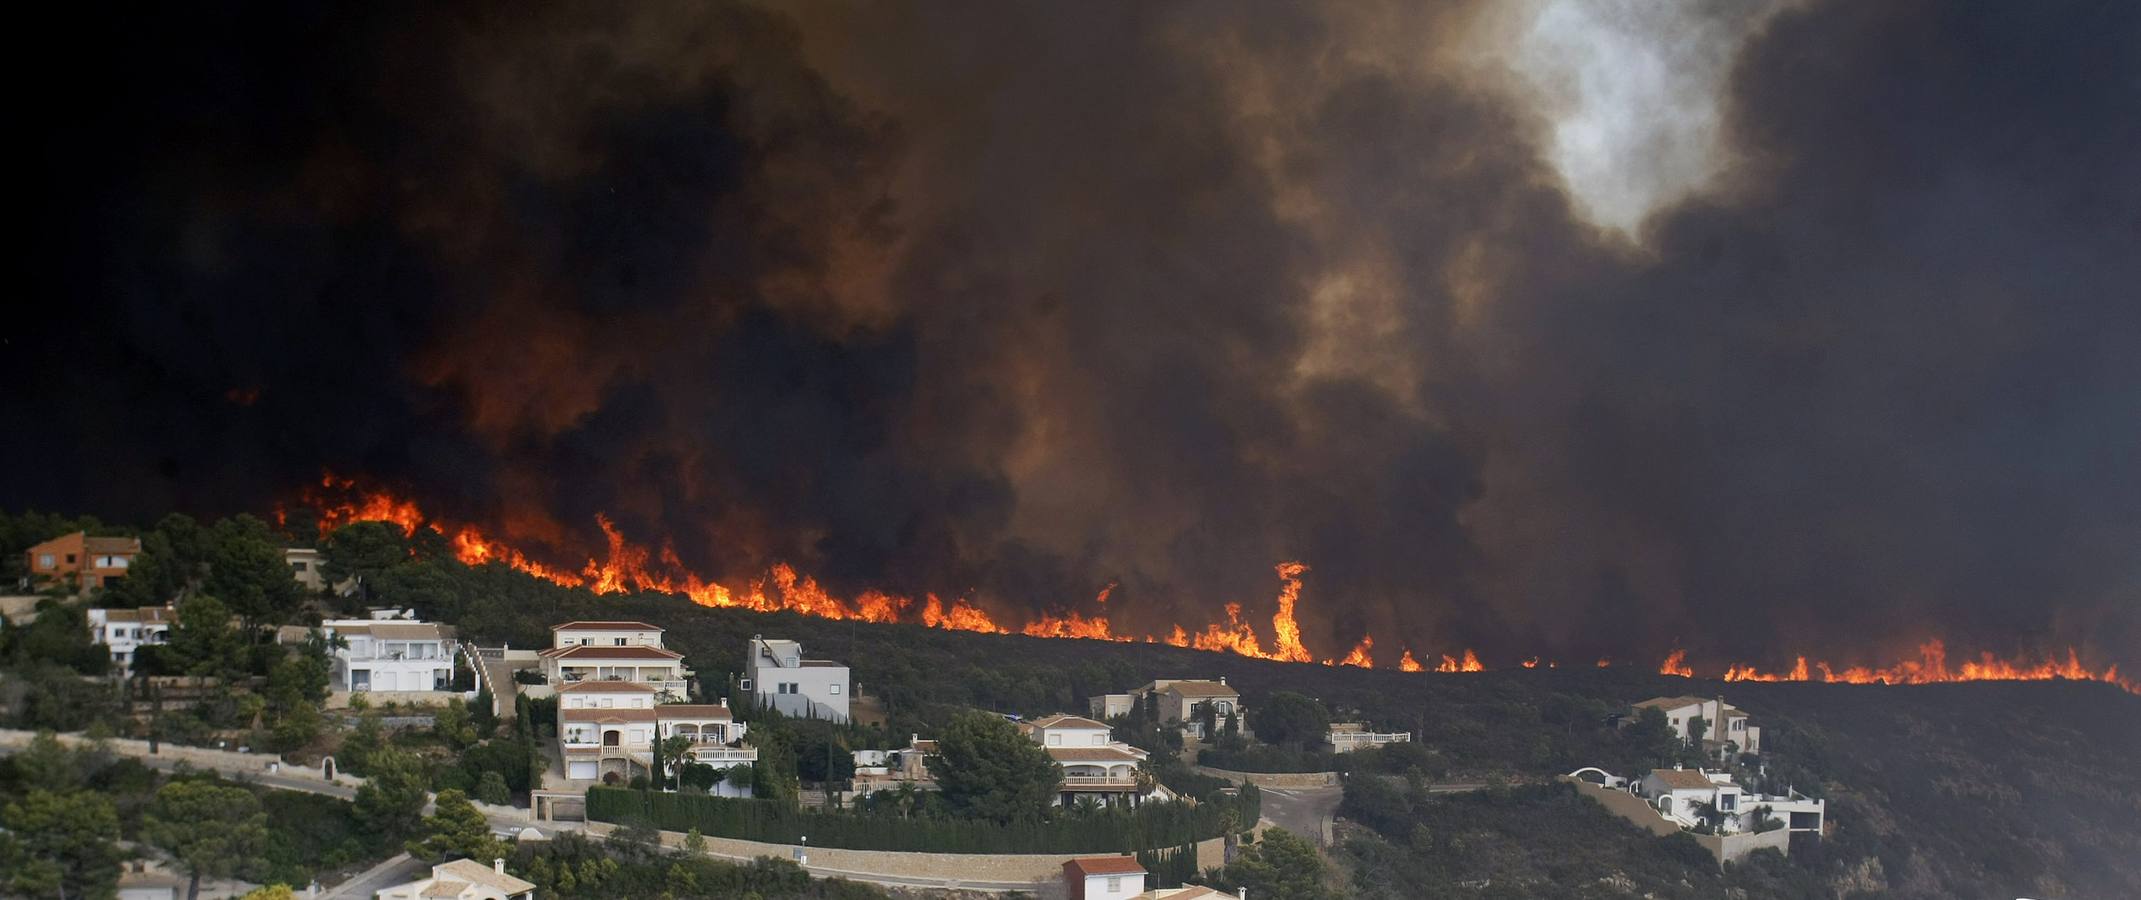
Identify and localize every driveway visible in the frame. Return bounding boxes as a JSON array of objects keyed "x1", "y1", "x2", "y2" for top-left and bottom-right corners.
[{"x1": 1258, "y1": 783, "x2": 1344, "y2": 845}]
